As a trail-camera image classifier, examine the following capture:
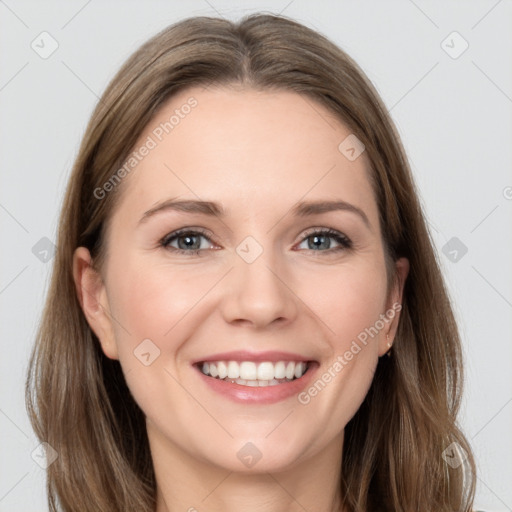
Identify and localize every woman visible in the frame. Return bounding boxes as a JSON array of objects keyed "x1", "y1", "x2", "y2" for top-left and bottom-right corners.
[{"x1": 25, "y1": 13, "x2": 477, "y2": 512}]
